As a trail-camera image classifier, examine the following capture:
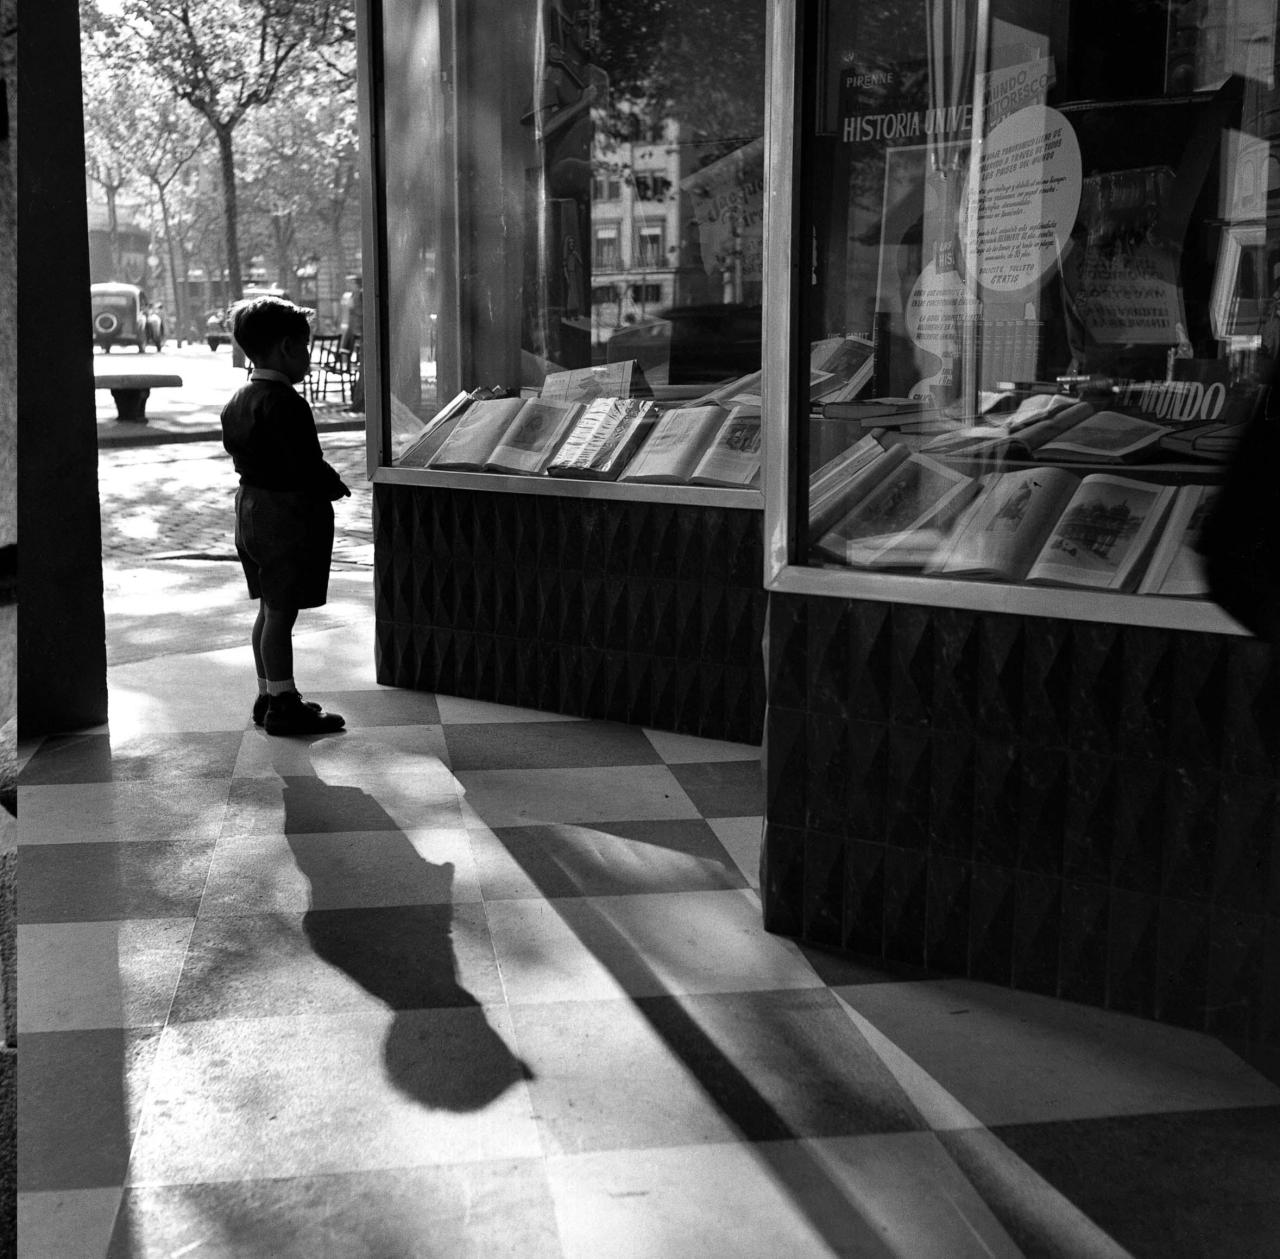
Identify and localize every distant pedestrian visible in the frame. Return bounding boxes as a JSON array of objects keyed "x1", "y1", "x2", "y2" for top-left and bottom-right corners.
[{"x1": 220, "y1": 295, "x2": 352, "y2": 736}]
